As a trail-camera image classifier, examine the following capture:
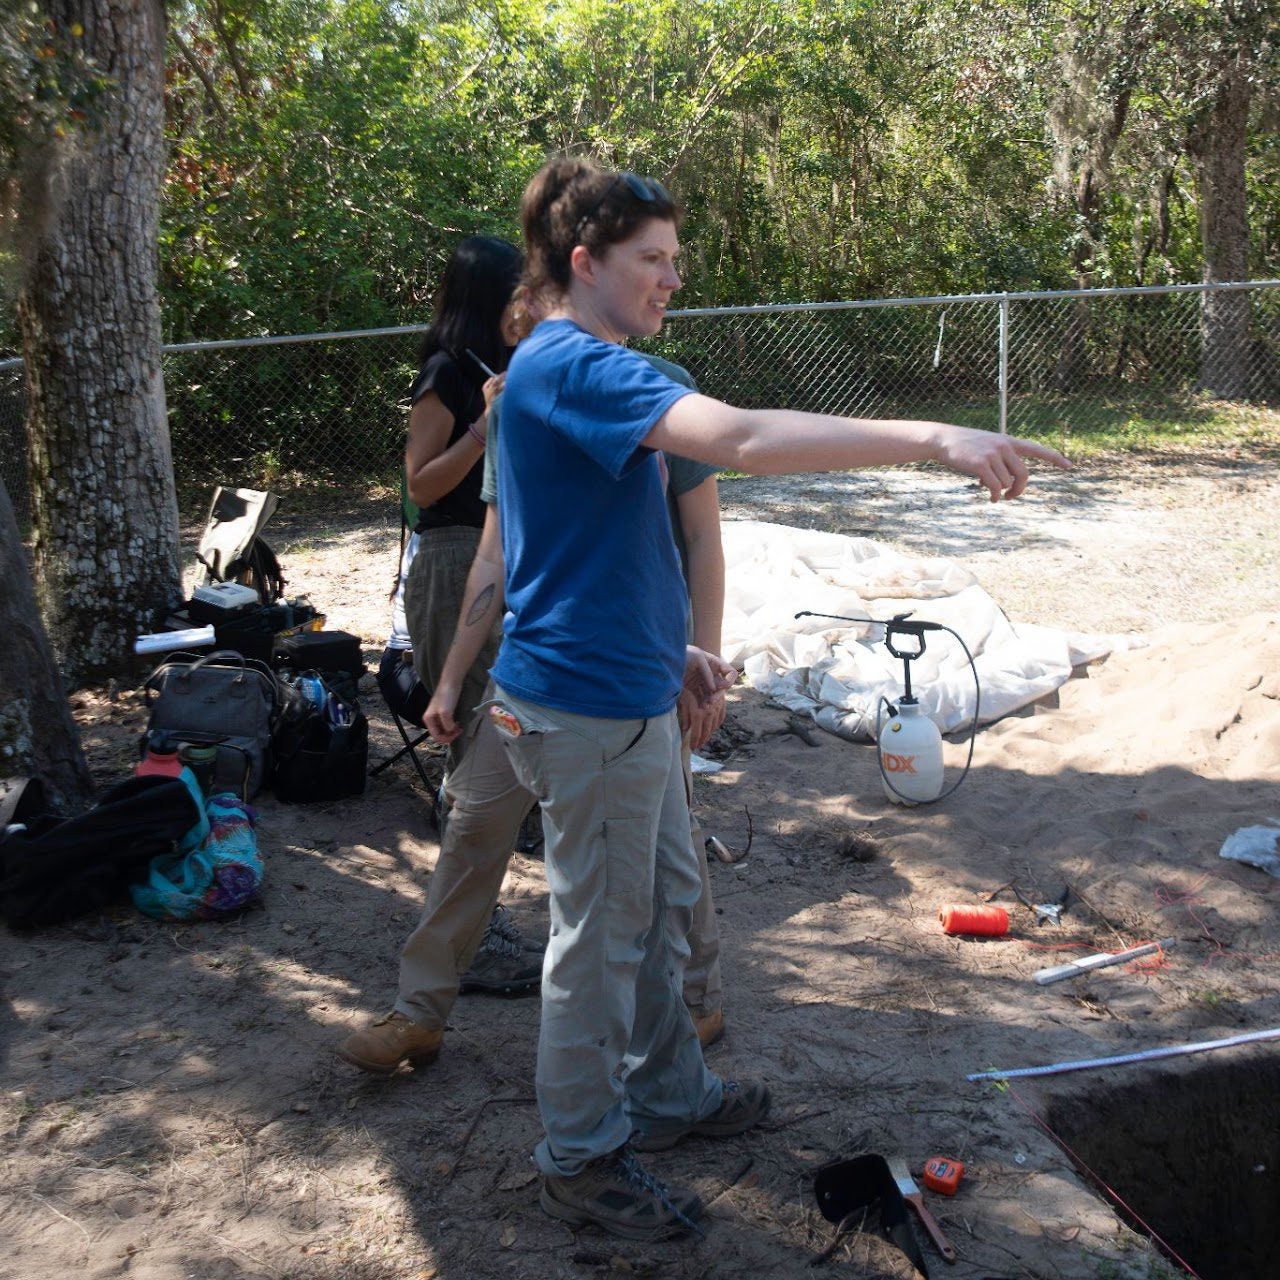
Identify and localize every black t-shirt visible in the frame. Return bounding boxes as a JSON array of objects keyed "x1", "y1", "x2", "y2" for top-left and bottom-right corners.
[{"x1": 407, "y1": 349, "x2": 486, "y2": 531}]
